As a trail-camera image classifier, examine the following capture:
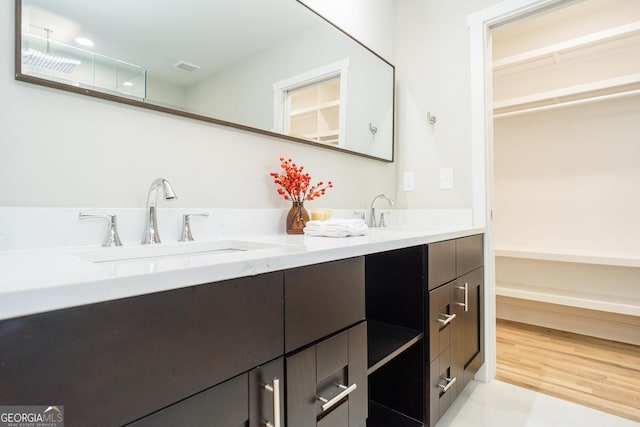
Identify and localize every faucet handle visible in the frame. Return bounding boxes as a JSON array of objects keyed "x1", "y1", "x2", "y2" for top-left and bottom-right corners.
[
  {"x1": 179, "y1": 212, "x2": 209, "y2": 242},
  {"x1": 79, "y1": 213, "x2": 123, "y2": 247},
  {"x1": 379, "y1": 211, "x2": 392, "y2": 228},
  {"x1": 353, "y1": 211, "x2": 365, "y2": 220}
]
